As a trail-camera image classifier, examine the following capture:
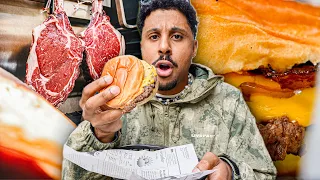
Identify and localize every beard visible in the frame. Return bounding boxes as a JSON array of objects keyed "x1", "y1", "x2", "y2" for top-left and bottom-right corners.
[
  {"x1": 158, "y1": 79, "x2": 178, "y2": 91},
  {"x1": 153, "y1": 54, "x2": 179, "y2": 91}
]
